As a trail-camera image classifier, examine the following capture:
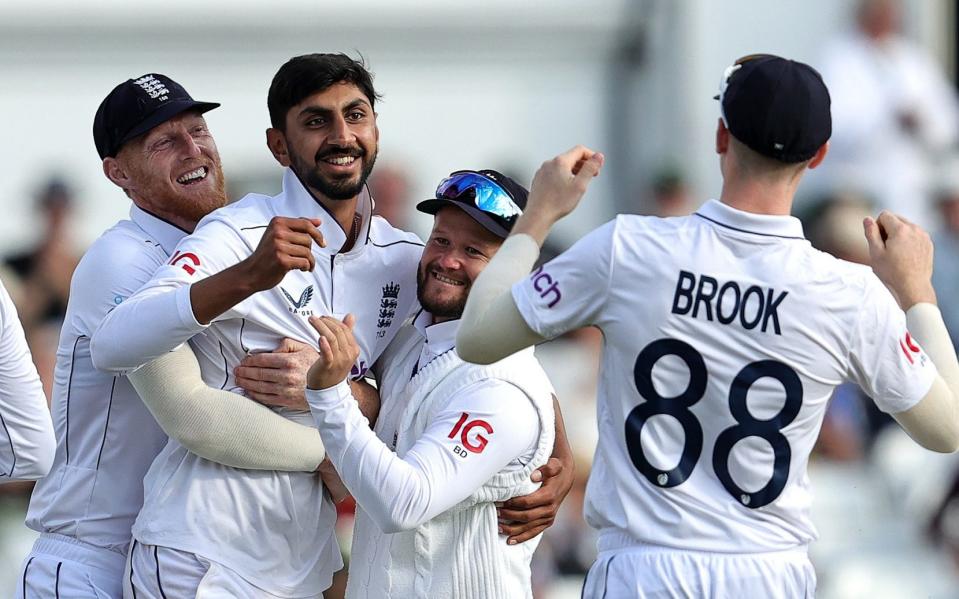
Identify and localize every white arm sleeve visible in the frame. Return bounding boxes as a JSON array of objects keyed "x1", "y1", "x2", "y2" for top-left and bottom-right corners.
[
  {"x1": 890, "y1": 303, "x2": 959, "y2": 452},
  {"x1": 0, "y1": 282, "x2": 54, "y2": 482},
  {"x1": 457, "y1": 234, "x2": 546, "y2": 364},
  {"x1": 129, "y1": 344, "x2": 324, "y2": 471},
  {"x1": 306, "y1": 379, "x2": 538, "y2": 533},
  {"x1": 90, "y1": 219, "x2": 246, "y2": 373}
]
